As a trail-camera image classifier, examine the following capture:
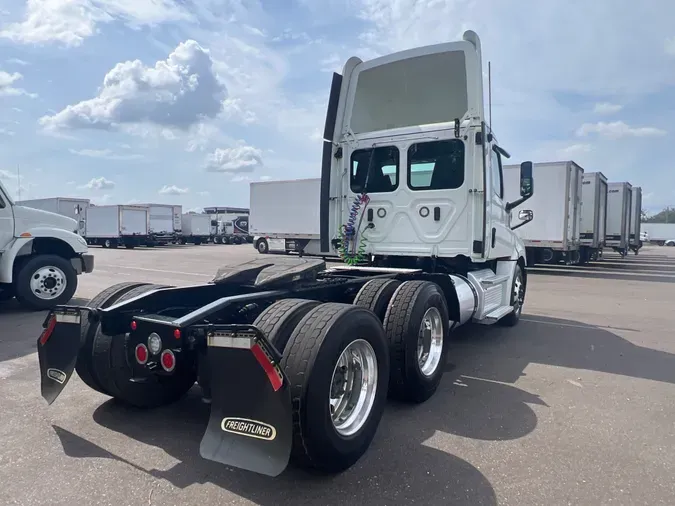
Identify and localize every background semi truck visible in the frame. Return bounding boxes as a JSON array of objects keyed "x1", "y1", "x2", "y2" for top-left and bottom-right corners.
[
  {"x1": 249, "y1": 178, "x2": 333, "y2": 256},
  {"x1": 579, "y1": 171, "x2": 608, "y2": 263},
  {"x1": 503, "y1": 161, "x2": 583, "y2": 265},
  {"x1": 1, "y1": 182, "x2": 94, "y2": 309},
  {"x1": 606, "y1": 182, "x2": 632, "y2": 256},
  {"x1": 84, "y1": 205, "x2": 149, "y2": 249}
]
